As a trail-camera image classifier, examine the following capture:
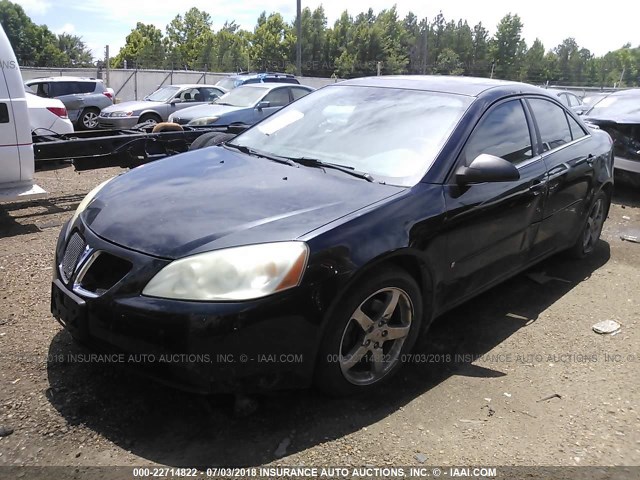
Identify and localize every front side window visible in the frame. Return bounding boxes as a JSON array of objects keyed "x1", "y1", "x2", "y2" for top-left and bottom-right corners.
[
  {"x1": 463, "y1": 100, "x2": 533, "y2": 166},
  {"x1": 215, "y1": 86, "x2": 270, "y2": 107},
  {"x1": 146, "y1": 86, "x2": 179, "y2": 102},
  {"x1": 263, "y1": 88, "x2": 290, "y2": 107},
  {"x1": 528, "y1": 98, "x2": 572, "y2": 152},
  {"x1": 229, "y1": 85, "x2": 472, "y2": 186}
]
